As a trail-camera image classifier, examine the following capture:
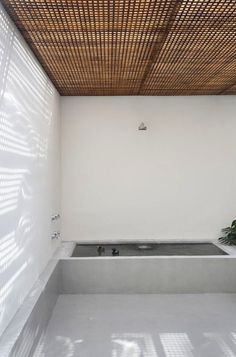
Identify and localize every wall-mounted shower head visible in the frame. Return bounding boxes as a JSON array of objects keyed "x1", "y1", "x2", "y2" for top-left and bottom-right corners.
[{"x1": 138, "y1": 122, "x2": 147, "y2": 130}]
